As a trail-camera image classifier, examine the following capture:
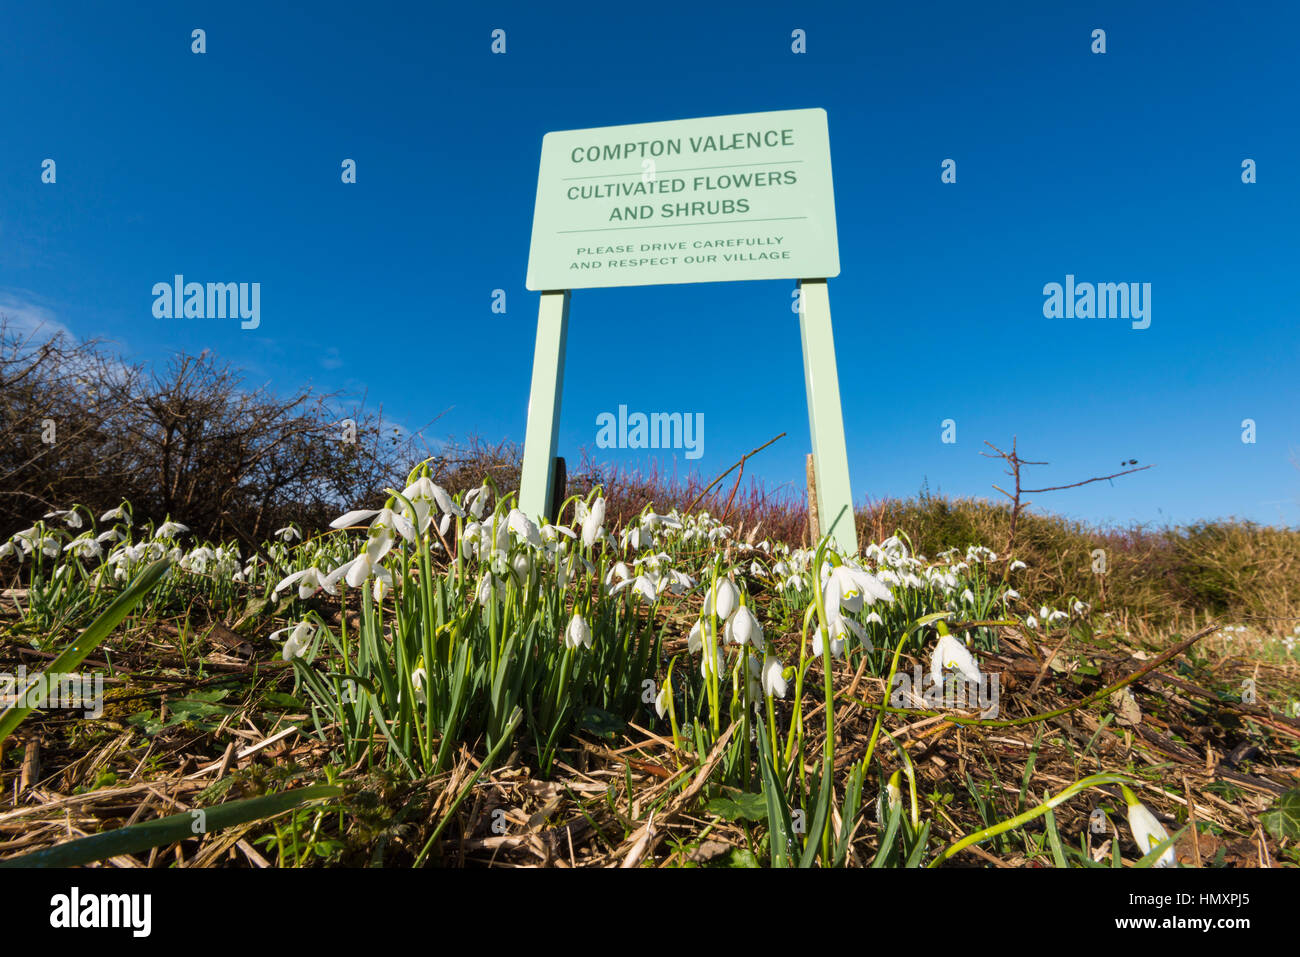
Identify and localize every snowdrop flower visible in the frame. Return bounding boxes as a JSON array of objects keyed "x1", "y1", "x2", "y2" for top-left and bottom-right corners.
[
  {"x1": 640, "y1": 510, "x2": 681, "y2": 531},
  {"x1": 464, "y1": 483, "x2": 490, "y2": 519},
  {"x1": 700, "y1": 645, "x2": 725, "y2": 679},
  {"x1": 654, "y1": 682, "x2": 670, "y2": 719},
  {"x1": 331, "y1": 507, "x2": 416, "y2": 556},
  {"x1": 372, "y1": 565, "x2": 393, "y2": 601},
  {"x1": 688, "y1": 619, "x2": 706, "y2": 654},
  {"x1": 100, "y1": 504, "x2": 130, "y2": 524},
  {"x1": 507, "y1": 509, "x2": 543, "y2": 549},
  {"x1": 960, "y1": 588, "x2": 975, "y2": 605},
  {"x1": 705, "y1": 578, "x2": 739, "y2": 621},
  {"x1": 664, "y1": 569, "x2": 695, "y2": 595},
  {"x1": 274, "y1": 566, "x2": 335, "y2": 599},
  {"x1": 475, "y1": 571, "x2": 506, "y2": 606},
  {"x1": 273, "y1": 622, "x2": 315, "y2": 661},
  {"x1": 274, "y1": 525, "x2": 301, "y2": 543},
  {"x1": 611, "y1": 574, "x2": 657, "y2": 603},
  {"x1": 1004, "y1": 588, "x2": 1020, "y2": 601},
  {"x1": 727, "y1": 603, "x2": 764, "y2": 650},
  {"x1": 511, "y1": 551, "x2": 531, "y2": 584},
  {"x1": 330, "y1": 507, "x2": 381, "y2": 530},
  {"x1": 930, "y1": 632, "x2": 982, "y2": 687},
  {"x1": 399, "y1": 477, "x2": 440, "y2": 533},
  {"x1": 325, "y1": 550, "x2": 386, "y2": 590},
  {"x1": 1009, "y1": 560, "x2": 1026, "y2": 571},
  {"x1": 1048, "y1": 609, "x2": 1069, "y2": 625},
  {"x1": 582, "y1": 496, "x2": 606, "y2": 548},
  {"x1": 761, "y1": 655, "x2": 787, "y2": 699},
  {"x1": 876, "y1": 769, "x2": 903, "y2": 826},
  {"x1": 430, "y1": 482, "x2": 465, "y2": 519},
  {"x1": 1120, "y1": 785, "x2": 1175, "y2": 867},
  {"x1": 811, "y1": 624, "x2": 844, "y2": 659},
  {"x1": 825, "y1": 564, "x2": 893, "y2": 614},
  {"x1": 564, "y1": 612, "x2": 593, "y2": 650},
  {"x1": 1025, "y1": 615, "x2": 1039, "y2": 630},
  {"x1": 155, "y1": 520, "x2": 189, "y2": 539},
  {"x1": 1072, "y1": 600, "x2": 1090, "y2": 616},
  {"x1": 64, "y1": 536, "x2": 102, "y2": 560},
  {"x1": 411, "y1": 667, "x2": 428, "y2": 705},
  {"x1": 45, "y1": 509, "x2": 83, "y2": 529}
]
